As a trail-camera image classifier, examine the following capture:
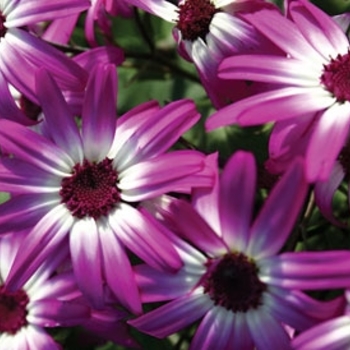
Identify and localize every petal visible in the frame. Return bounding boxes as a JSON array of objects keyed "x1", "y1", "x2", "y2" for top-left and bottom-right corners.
[
  {"x1": 219, "y1": 151, "x2": 256, "y2": 252},
  {"x1": 292, "y1": 315, "x2": 350, "y2": 350},
  {"x1": 0, "y1": 119, "x2": 74, "y2": 176},
  {"x1": 36, "y1": 68, "x2": 83, "y2": 164},
  {"x1": 314, "y1": 162, "x2": 347, "y2": 227},
  {"x1": 206, "y1": 87, "x2": 336, "y2": 131},
  {"x1": 98, "y1": 218, "x2": 142, "y2": 315},
  {"x1": 128, "y1": 291, "x2": 213, "y2": 338},
  {"x1": 5, "y1": 0, "x2": 89, "y2": 27},
  {"x1": 219, "y1": 55, "x2": 321, "y2": 86},
  {"x1": 242, "y1": 6, "x2": 323, "y2": 62},
  {"x1": 20, "y1": 325, "x2": 60, "y2": 350},
  {"x1": 288, "y1": 0, "x2": 349, "y2": 57},
  {"x1": 119, "y1": 150, "x2": 212, "y2": 202},
  {"x1": 82, "y1": 64, "x2": 117, "y2": 162},
  {"x1": 247, "y1": 159, "x2": 308, "y2": 259},
  {"x1": 259, "y1": 250, "x2": 350, "y2": 289},
  {"x1": 134, "y1": 264, "x2": 200, "y2": 303},
  {"x1": 108, "y1": 204, "x2": 182, "y2": 272},
  {"x1": 157, "y1": 198, "x2": 228, "y2": 256},
  {"x1": 306, "y1": 103, "x2": 350, "y2": 181},
  {"x1": 0, "y1": 194, "x2": 58, "y2": 234},
  {"x1": 190, "y1": 307, "x2": 233, "y2": 350},
  {"x1": 246, "y1": 307, "x2": 291, "y2": 350},
  {"x1": 28, "y1": 299, "x2": 89, "y2": 327},
  {"x1": 5, "y1": 204, "x2": 73, "y2": 291},
  {"x1": 70, "y1": 218, "x2": 104, "y2": 309}
]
